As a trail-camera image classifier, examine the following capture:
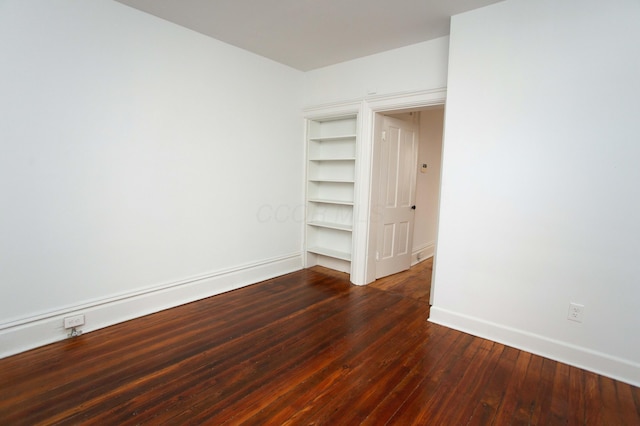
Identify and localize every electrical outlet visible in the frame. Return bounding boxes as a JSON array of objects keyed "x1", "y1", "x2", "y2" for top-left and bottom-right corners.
[
  {"x1": 64, "y1": 314, "x2": 85, "y2": 329},
  {"x1": 567, "y1": 303, "x2": 584, "y2": 323}
]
